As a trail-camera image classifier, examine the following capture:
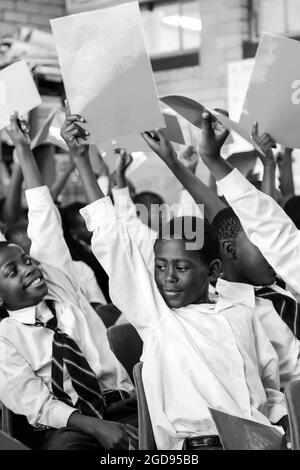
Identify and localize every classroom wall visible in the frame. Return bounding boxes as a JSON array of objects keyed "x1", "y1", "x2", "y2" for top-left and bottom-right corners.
[{"x1": 0, "y1": 0, "x2": 65, "y2": 34}]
